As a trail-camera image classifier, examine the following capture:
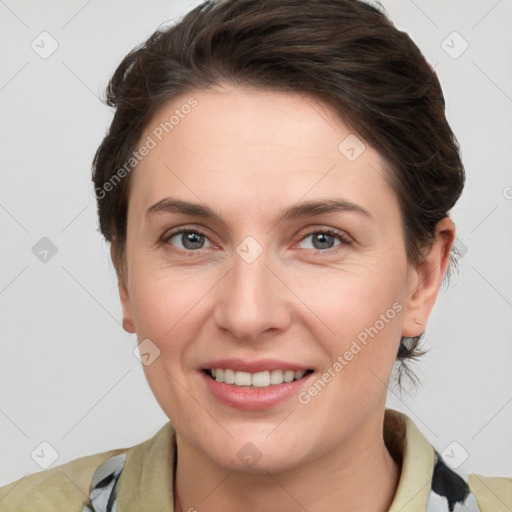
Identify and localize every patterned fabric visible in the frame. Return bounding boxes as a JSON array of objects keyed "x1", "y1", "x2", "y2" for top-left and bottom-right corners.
[
  {"x1": 81, "y1": 453, "x2": 126, "y2": 512},
  {"x1": 80, "y1": 448, "x2": 483, "y2": 512},
  {"x1": 426, "y1": 452, "x2": 482, "y2": 511}
]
